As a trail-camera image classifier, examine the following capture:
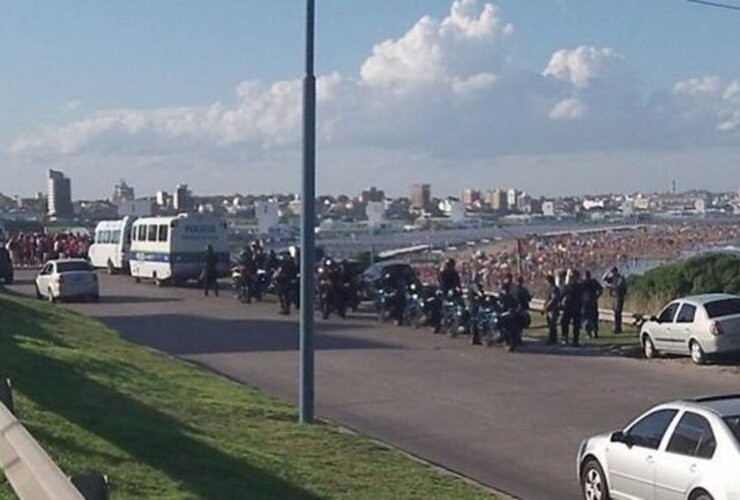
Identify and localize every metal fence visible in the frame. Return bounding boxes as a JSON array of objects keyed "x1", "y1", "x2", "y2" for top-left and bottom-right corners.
[{"x1": 0, "y1": 379, "x2": 108, "y2": 500}]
